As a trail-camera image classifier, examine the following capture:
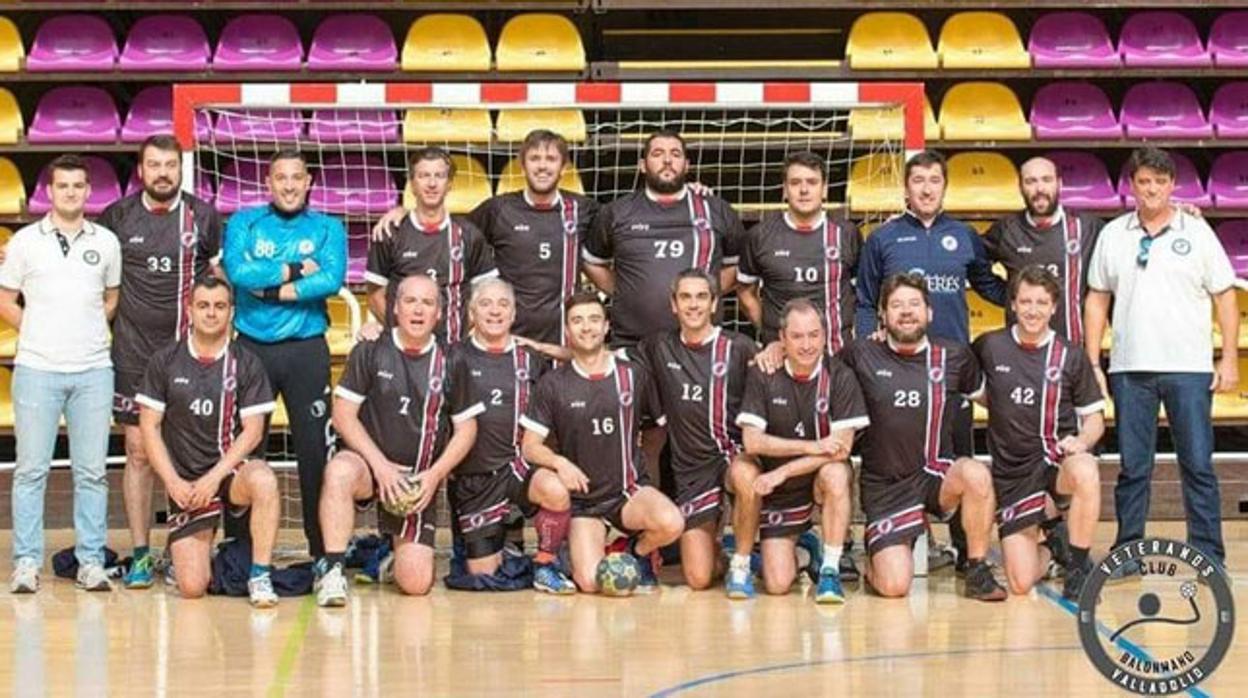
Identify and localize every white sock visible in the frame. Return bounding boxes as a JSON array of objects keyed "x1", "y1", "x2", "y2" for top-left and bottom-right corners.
[
  {"x1": 821, "y1": 544, "x2": 843, "y2": 574},
  {"x1": 730, "y1": 553, "x2": 751, "y2": 571}
]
